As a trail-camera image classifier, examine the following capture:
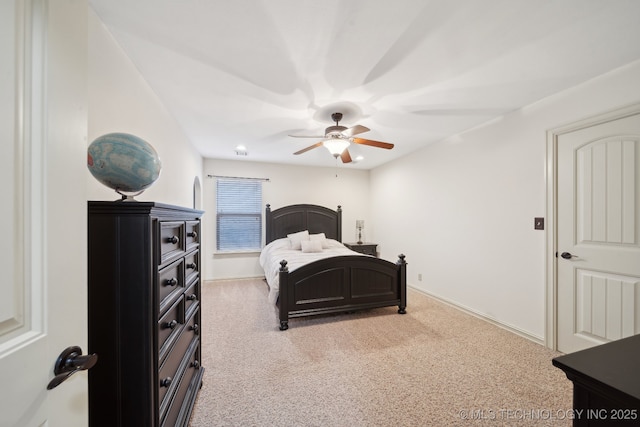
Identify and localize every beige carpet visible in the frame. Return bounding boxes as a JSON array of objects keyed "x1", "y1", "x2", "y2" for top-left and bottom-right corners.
[{"x1": 189, "y1": 278, "x2": 572, "y2": 426}]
